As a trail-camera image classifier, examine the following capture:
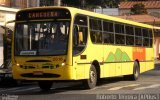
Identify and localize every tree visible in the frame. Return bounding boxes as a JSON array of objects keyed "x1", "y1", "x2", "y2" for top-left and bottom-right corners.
[
  {"x1": 86, "y1": 0, "x2": 119, "y2": 8},
  {"x1": 102, "y1": 0, "x2": 120, "y2": 8},
  {"x1": 131, "y1": 3, "x2": 148, "y2": 14},
  {"x1": 61, "y1": 0, "x2": 120, "y2": 9},
  {"x1": 61, "y1": 0, "x2": 81, "y2": 7},
  {"x1": 85, "y1": 0, "x2": 102, "y2": 9}
]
